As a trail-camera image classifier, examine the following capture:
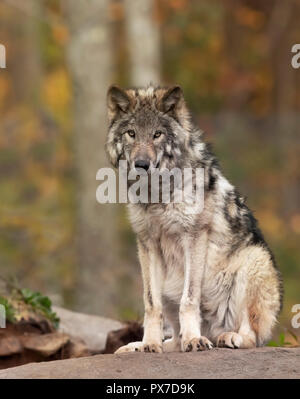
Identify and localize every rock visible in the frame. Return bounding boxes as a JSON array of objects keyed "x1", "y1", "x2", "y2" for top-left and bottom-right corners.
[
  {"x1": 21, "y1": 332, "x2": 70, "y2": 357},
  {"x1": 53, "y1": 306, "x2": 123, "y2": 353},
  {"x1": 103, "y1": 322, "x2": 143, "y2": 354},
  {"x1": 65, "y1": 337, "x2": 90, "y2": 358},
  {"x1": 0, "y1": 337, "x2": 22, "y2": 357},
  {"x1": 0, "y1": 347, "x2": 299, "y2": 379}
]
